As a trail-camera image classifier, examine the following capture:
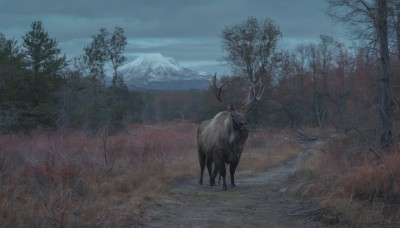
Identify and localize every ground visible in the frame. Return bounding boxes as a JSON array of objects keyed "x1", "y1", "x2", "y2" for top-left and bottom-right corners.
[{"x1": 136, "y1": 141, "x2": 345, "y2": 228}]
